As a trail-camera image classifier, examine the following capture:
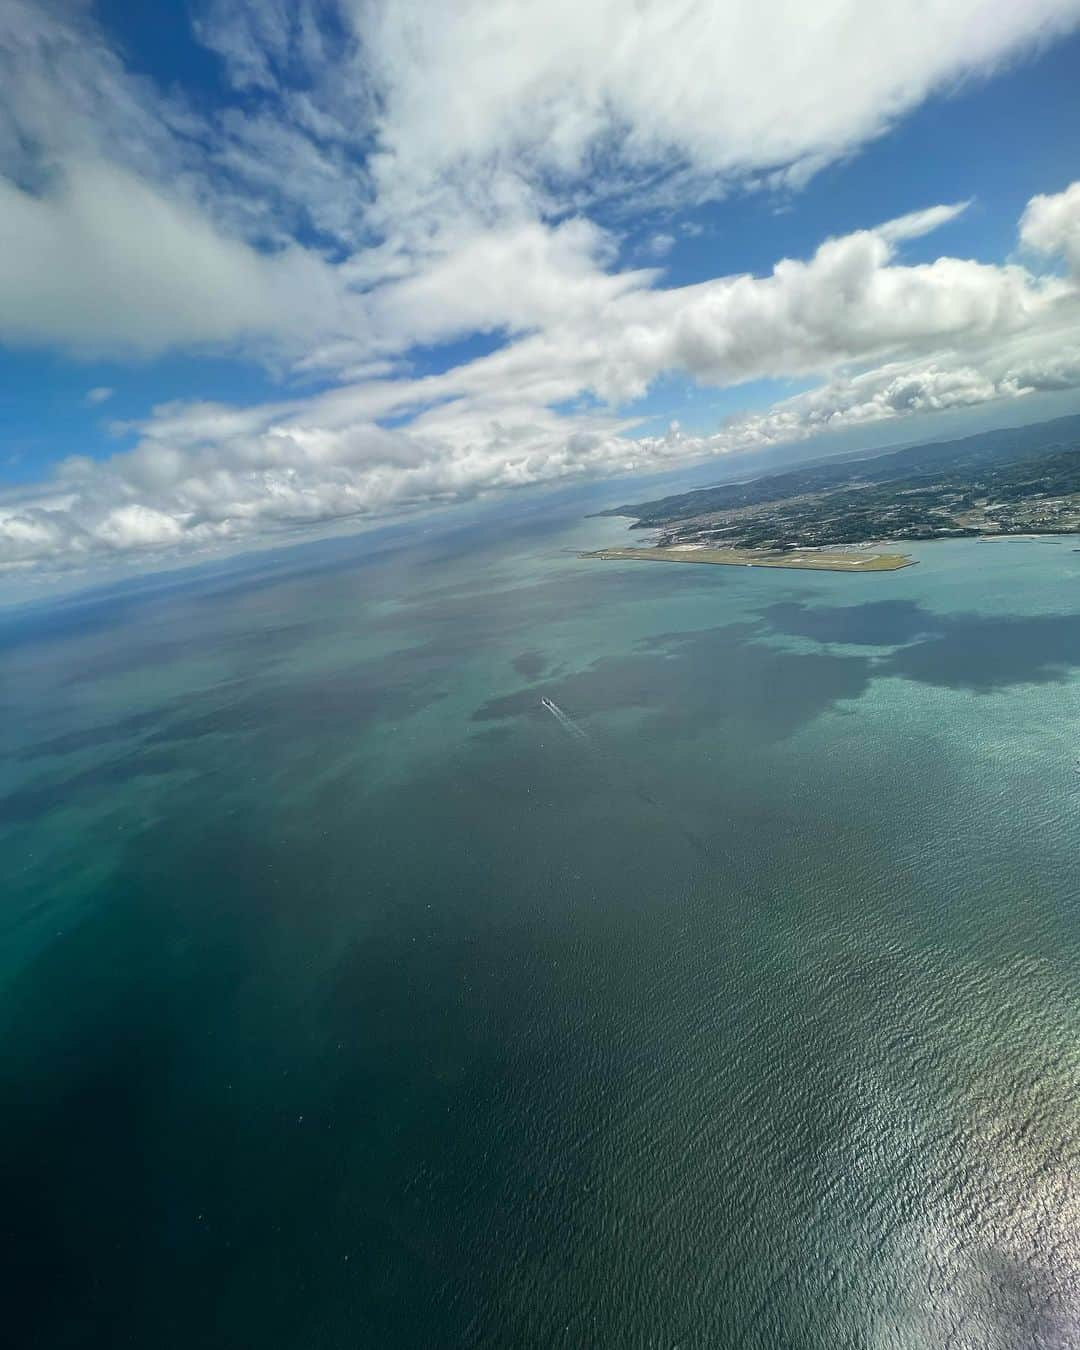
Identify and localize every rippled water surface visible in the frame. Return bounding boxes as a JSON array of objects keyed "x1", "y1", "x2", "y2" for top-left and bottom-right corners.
[{"x1": 3, "y1": 502, "x2": 1080, "y2": 1348}]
